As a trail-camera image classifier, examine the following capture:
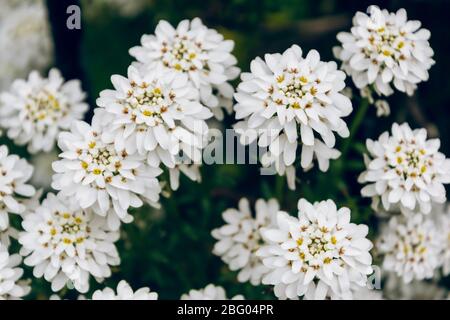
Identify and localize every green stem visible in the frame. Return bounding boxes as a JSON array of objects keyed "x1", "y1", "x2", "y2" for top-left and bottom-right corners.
[
  {"x1": 341, "y1": 97, "x2": 370, "y2": 158},
  {"x1": 275, "y1": 174, "x2": 285, "y2": 205}
]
